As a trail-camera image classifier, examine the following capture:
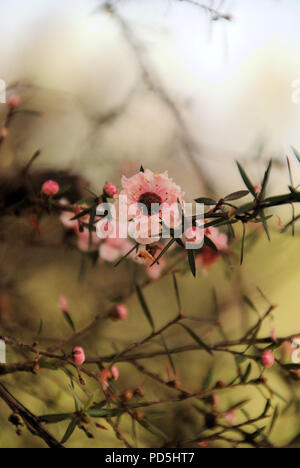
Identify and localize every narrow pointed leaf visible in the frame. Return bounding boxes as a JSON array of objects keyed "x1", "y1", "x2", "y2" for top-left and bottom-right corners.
[
  {"x1": 161, "y1": 333, "x2": 176, "y2": 376},
  {"x1": 62, "y1": 310, "x2": 75, "y2": 332},
  {"x1": 224, "y1": 190, "x2": 249, "y2": 201},
  {"x1": 61, "y1": 417, "x2": 79, "y2": 444},
  {"x1": 195, "y1": 197, "x2": 216, "y2": 205},
  {"x1": 236, "y1": 162, "x2": 256, "y2": 196},
  {"x1": 261, "y1": 159, "x2": 272, "y2": 198},
  {"x1": 178, "y1": 323, "x2": 213, "y2": 356},
  {"x1": 150, "y1": 238, "x2": 176, "y2": 267},
  {"x1": 204, "y1": 235, "x2": 218, "y2": 252},
  {"x1": 136, "y1": 285, "x2": 154, "y2": 331},
  {"x1": 187, "y1": 249, "x2": 196, "y2": 277}
]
